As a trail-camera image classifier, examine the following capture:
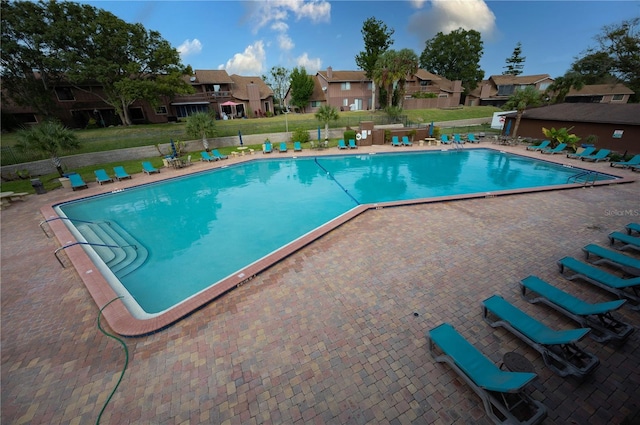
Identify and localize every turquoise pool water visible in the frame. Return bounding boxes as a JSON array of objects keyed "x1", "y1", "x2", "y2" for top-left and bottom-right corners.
[{"x1": 56, "y1": 149, "x2": 615, "y2": 316}]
